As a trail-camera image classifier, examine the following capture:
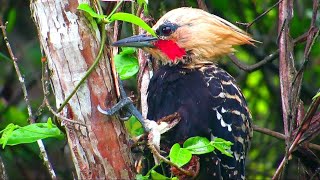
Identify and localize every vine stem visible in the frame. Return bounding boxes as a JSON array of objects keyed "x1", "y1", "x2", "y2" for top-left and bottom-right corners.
[
  {"x1": 57, "y1": 22, "x2": 106, "y2": 112},
  {"x1": 57, "y1": 0, "x2": 125, "y2": 113}
]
